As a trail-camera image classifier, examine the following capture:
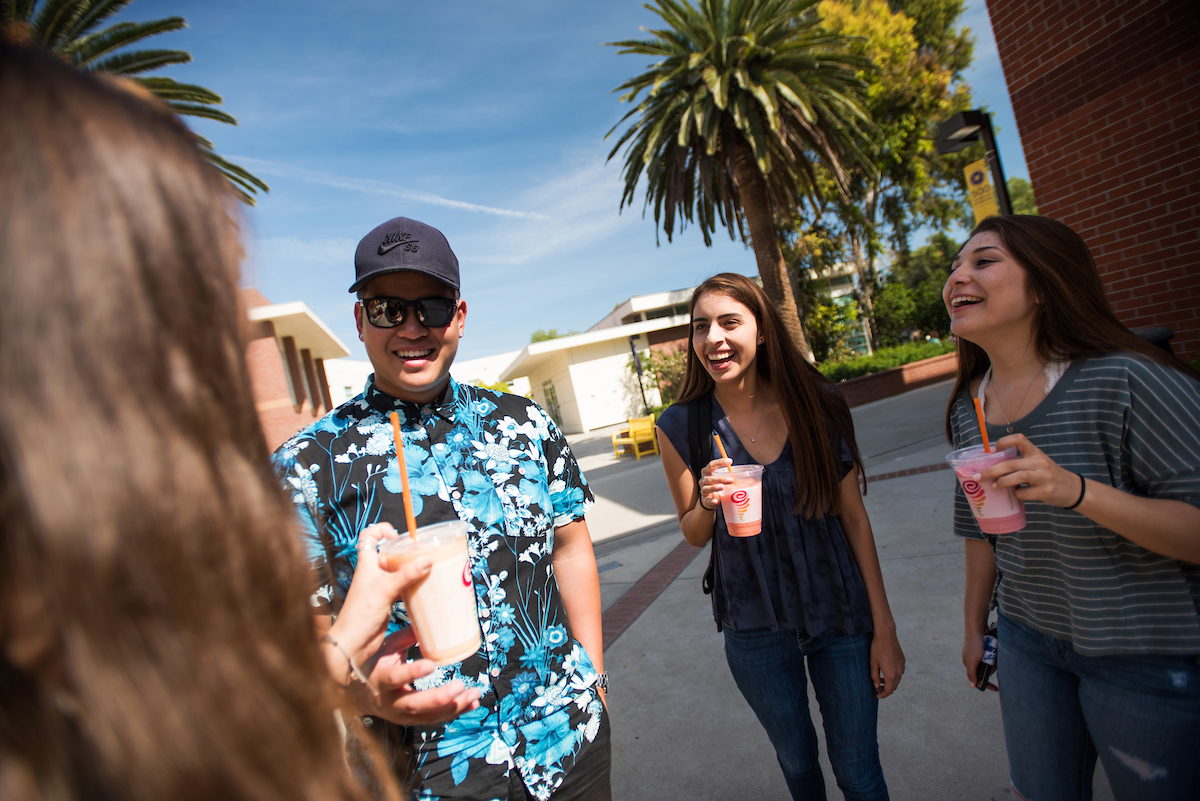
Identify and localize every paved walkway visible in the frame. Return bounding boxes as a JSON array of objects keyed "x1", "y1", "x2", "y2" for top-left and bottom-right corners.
[{"x1": 568, "y1": 379, "x2": 1115, "y2": 800}]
